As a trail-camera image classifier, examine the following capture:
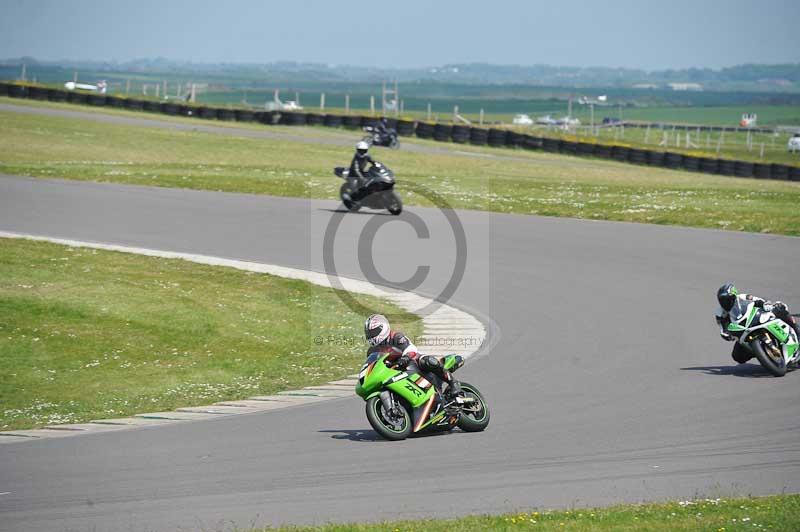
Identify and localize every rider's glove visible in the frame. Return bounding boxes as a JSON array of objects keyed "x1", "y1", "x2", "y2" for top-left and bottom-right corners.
[{"x1": 395, "y1": 354, "x2": 411, "y2": 370}]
